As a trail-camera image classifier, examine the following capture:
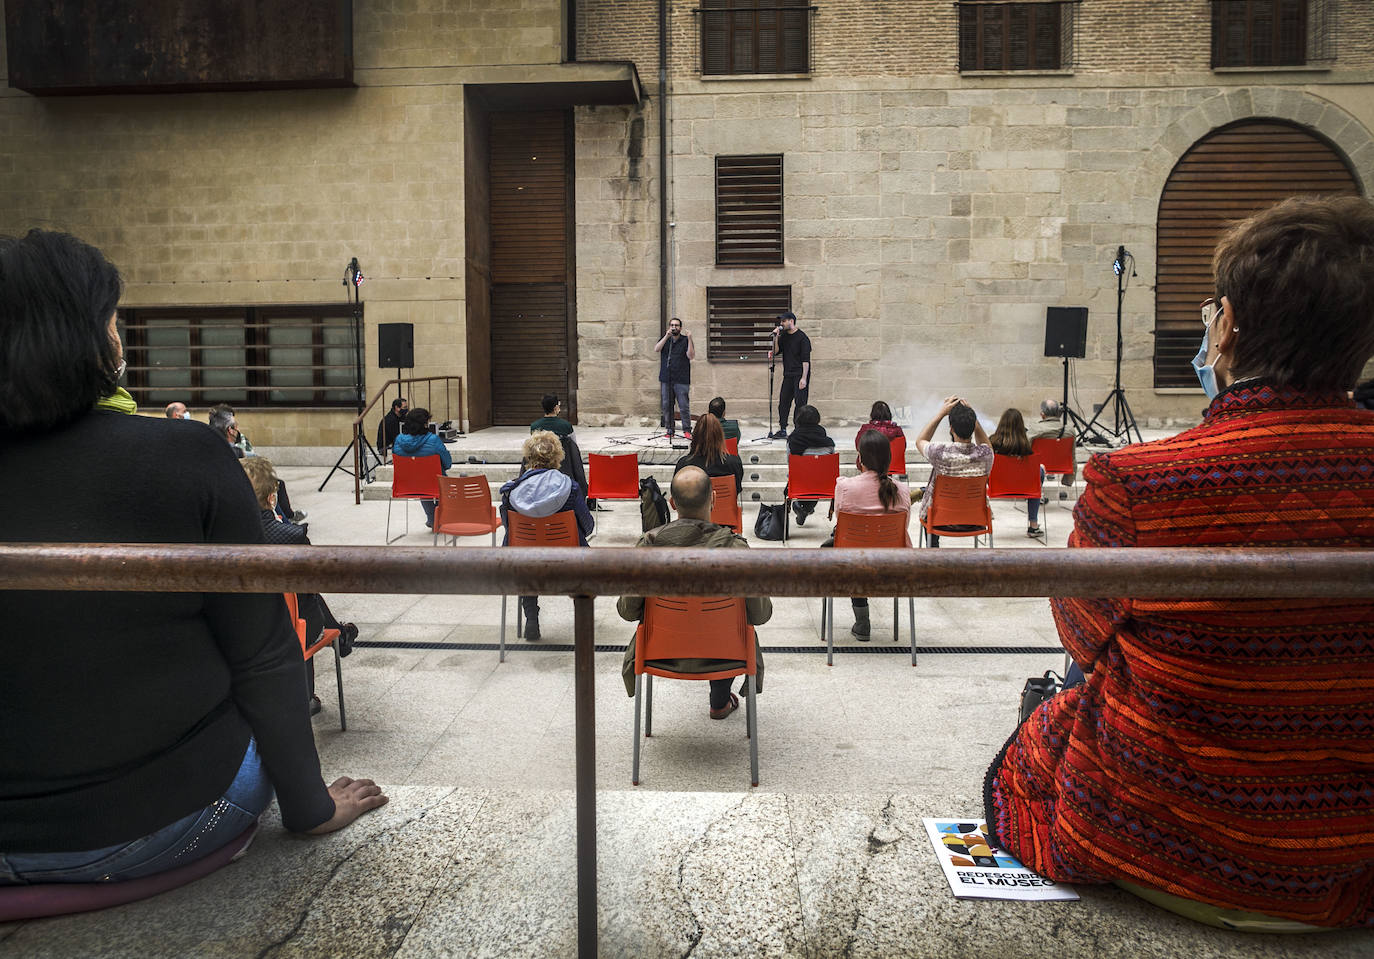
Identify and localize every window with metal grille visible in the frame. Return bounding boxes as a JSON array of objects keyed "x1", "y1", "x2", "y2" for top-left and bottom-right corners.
[
  {"x1": 700, "y1": 1, "x2": 810, "y2": 75},
  {"x1": 716, "y1": 154, "x2": 784, "y2": 267},
  {"x1": 118, "y1": 304, "x2": 360, "y2": 408},
  {"x1": 1211, "y1": 0, "x2": 1313, "y2": 67},
  {"x1": 707, "y1": 286, "x2": 791, "y2": 361},
  {"x1": 958, "y1": 2, "x2": 1068, "y2": 71}
]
